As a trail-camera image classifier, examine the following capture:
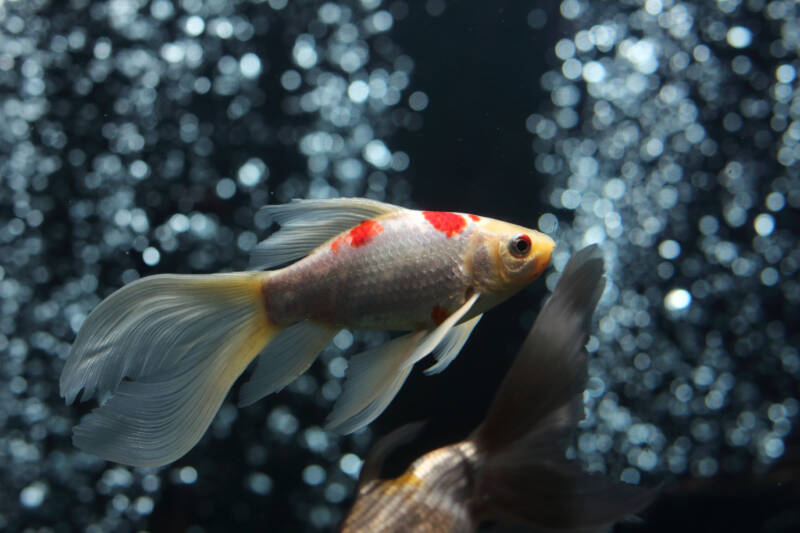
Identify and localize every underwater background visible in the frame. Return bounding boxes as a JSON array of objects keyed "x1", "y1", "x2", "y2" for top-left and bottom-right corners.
[{"x1": 1, "y1": 0, "x2": 798, "y2": 531}]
